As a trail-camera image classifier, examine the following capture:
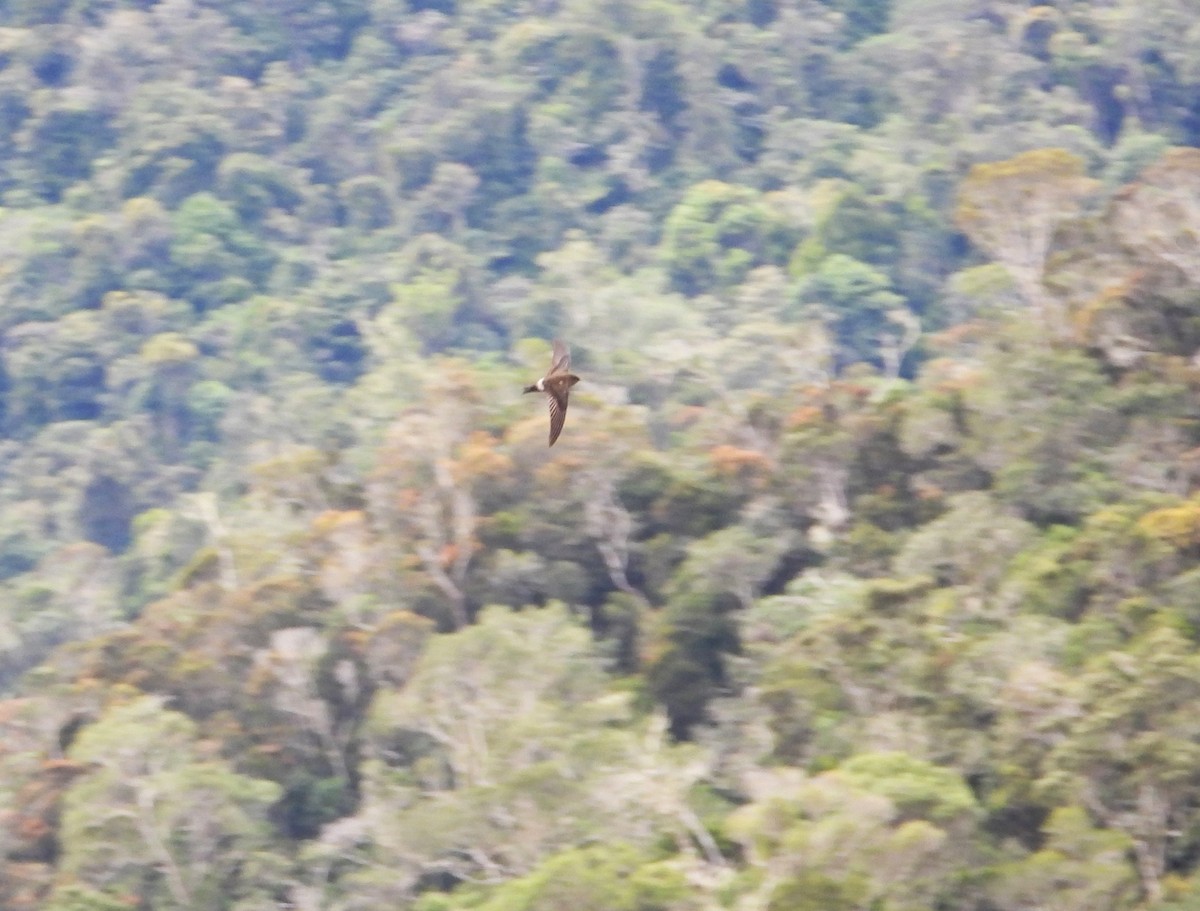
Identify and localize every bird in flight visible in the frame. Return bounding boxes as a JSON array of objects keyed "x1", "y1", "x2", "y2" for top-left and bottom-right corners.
[{"x1": 523, "y1": 339, "x2": 580, "y2": 446}]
